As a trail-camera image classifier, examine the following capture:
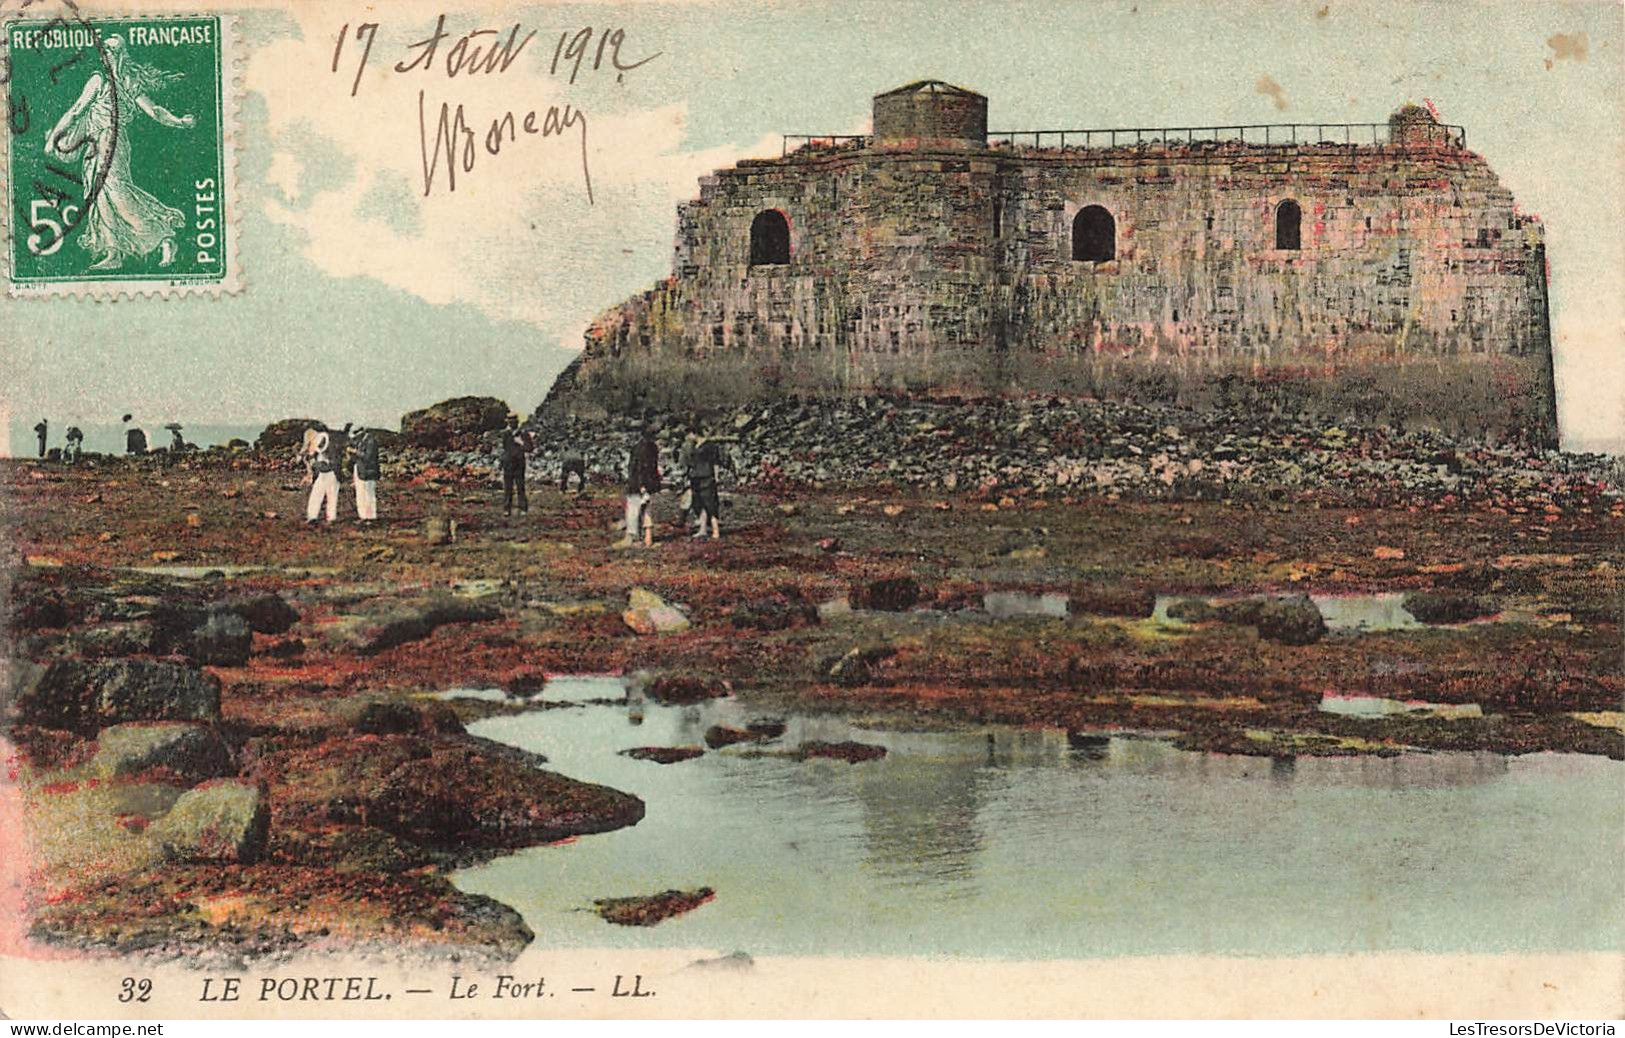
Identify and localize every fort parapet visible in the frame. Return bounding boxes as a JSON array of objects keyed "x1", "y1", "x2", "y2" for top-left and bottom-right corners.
[{"x1": 571, "y1": 81, "x2": 1556, "y2": 444}]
